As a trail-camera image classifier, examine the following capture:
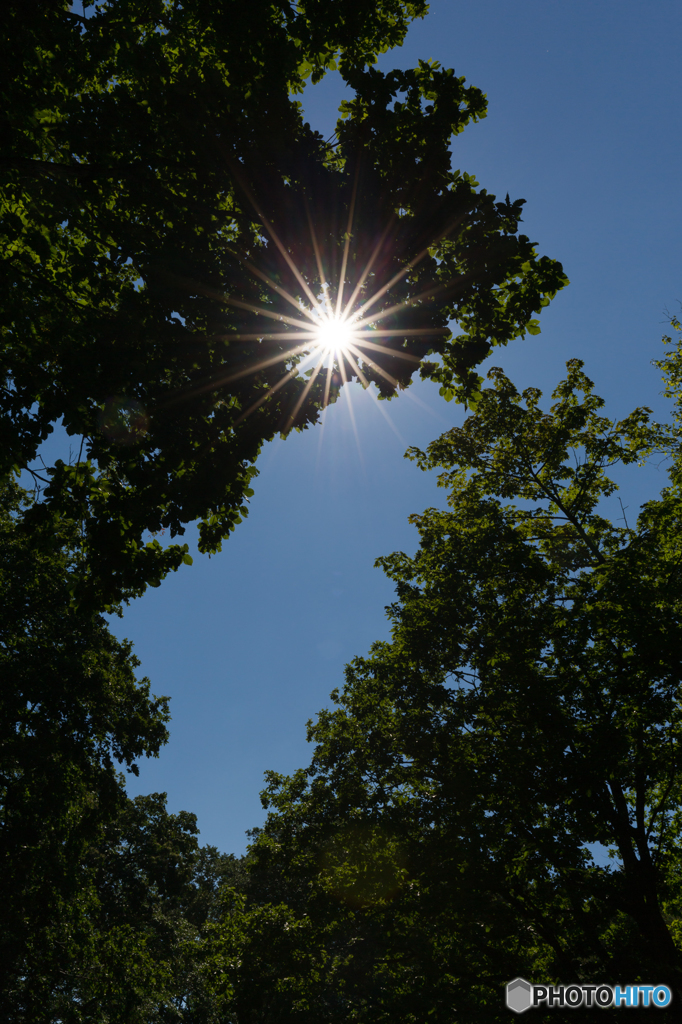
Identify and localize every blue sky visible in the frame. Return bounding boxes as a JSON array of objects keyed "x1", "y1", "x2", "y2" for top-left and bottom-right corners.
[{"x1": 117, "y1": 0, "x2": 682, "y2": 855}]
